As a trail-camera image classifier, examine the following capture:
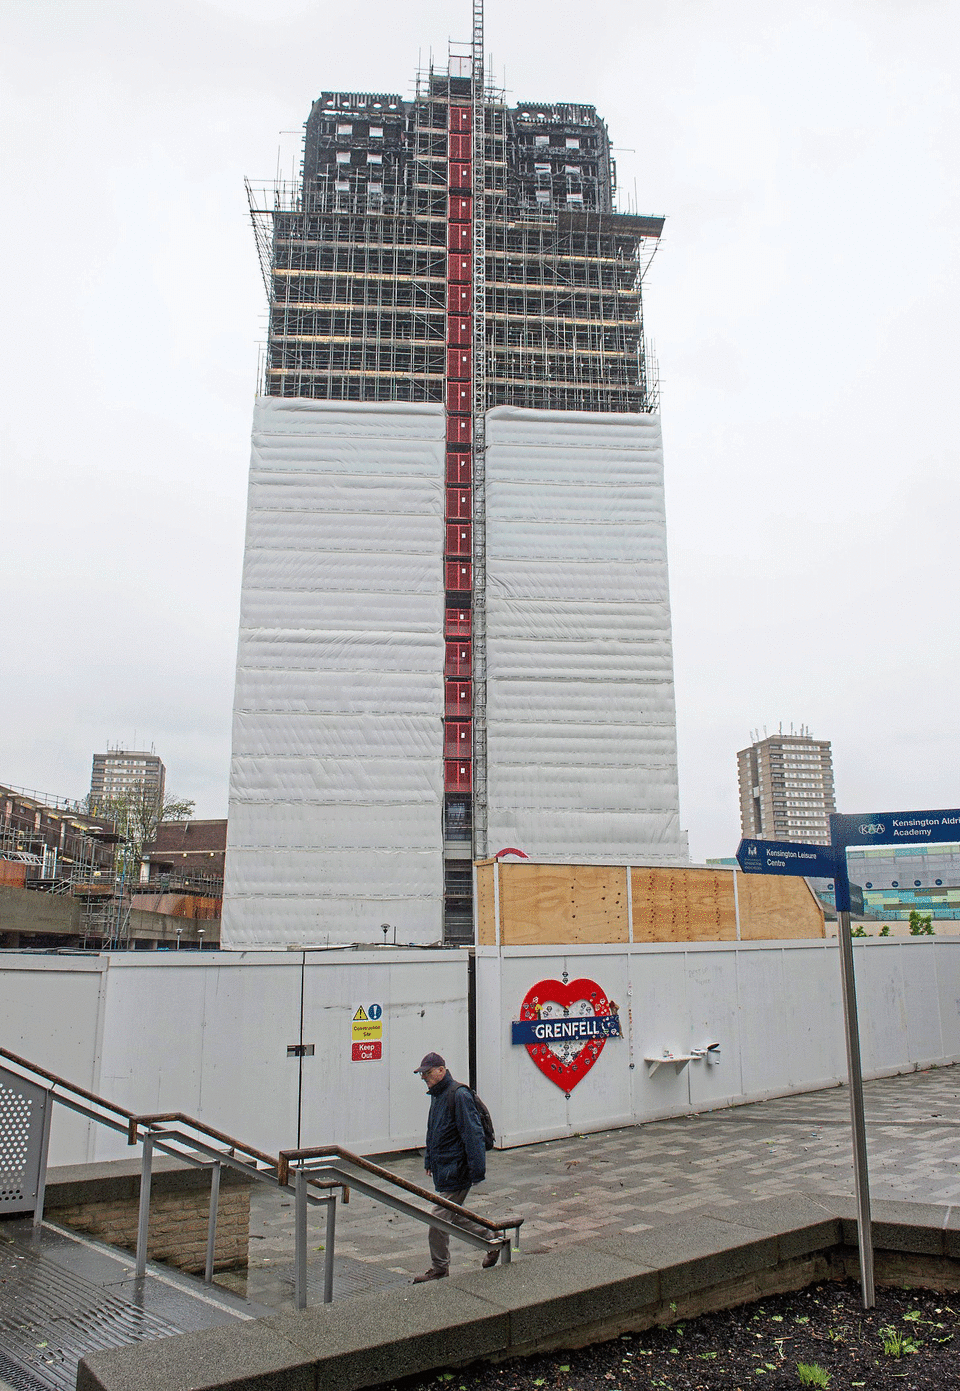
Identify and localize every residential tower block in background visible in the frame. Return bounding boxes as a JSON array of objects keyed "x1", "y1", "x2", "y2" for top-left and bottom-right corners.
[
  {"x1": 90, "y1": 746, "x2": 166, "y2": 810},
  {"x1": 737, "y1": 728, "x2": 836, "y2": 846}
]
